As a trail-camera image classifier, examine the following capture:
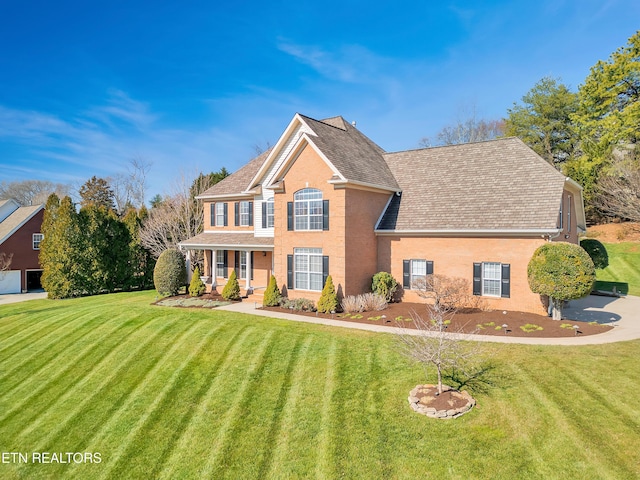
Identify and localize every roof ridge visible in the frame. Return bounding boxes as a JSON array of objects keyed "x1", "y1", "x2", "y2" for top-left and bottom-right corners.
[{"x1": 387, "y1": 136, "x2": 521, "y2": 155}]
